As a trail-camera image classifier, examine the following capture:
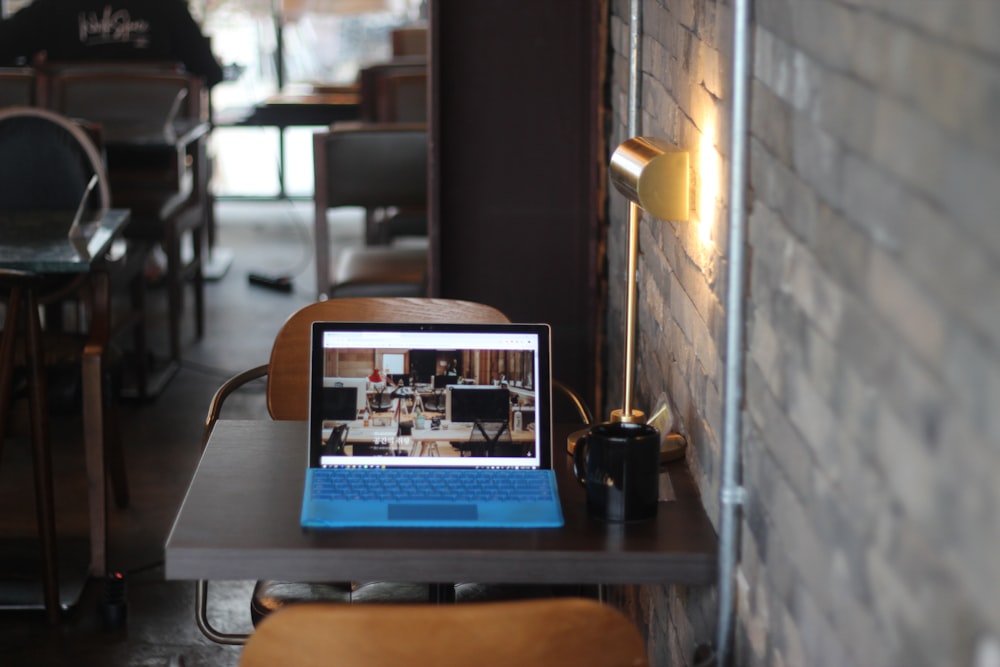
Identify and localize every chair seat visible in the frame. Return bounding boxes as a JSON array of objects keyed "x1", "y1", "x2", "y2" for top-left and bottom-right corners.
[
  {"x1": 329, "y1": 245, "x2": 426, "y2": 298},
  {"x1": 239, "y1": 598, "x2": 650, "y2": 667}
]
